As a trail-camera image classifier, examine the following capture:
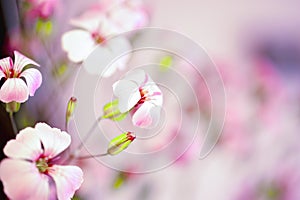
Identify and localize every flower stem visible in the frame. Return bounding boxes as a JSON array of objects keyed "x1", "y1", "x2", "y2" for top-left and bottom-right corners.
[
  {"x1": 64, "y1": 116, "x2": 103, "y2": 164},
  {"x1": 9, "y1": 112, "x2": 18, "y2": 135},
  {"x1": 75, "y1": 153, "x2": 108, "y2": 160},
  {"x1": 76, "y1": 116, "x2": 103, "y2": 151}
]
